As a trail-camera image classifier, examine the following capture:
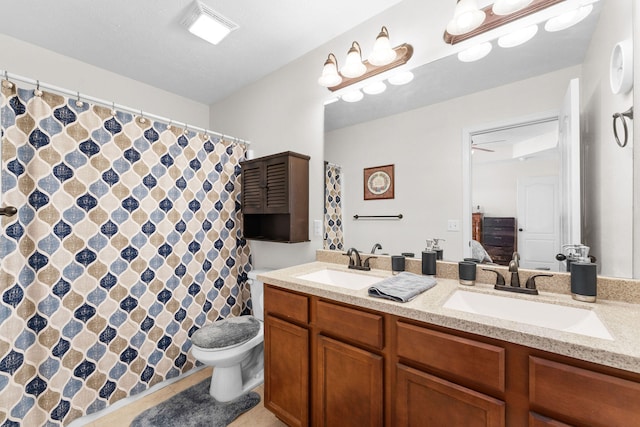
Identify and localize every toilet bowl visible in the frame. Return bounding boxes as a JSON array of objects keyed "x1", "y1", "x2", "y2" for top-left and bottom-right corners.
[{"x1": 190, "y1": 268, "x2": 270, "y2": 402}]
